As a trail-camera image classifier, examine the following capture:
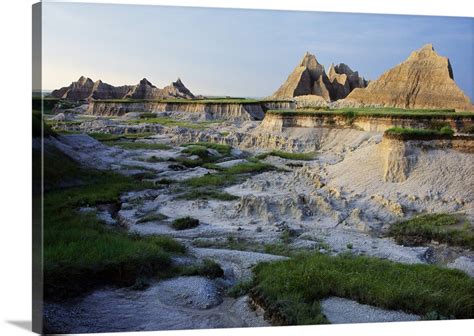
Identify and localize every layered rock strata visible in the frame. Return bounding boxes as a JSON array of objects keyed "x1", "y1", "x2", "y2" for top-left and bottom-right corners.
[{"x1": 346, "y1": 44, "x2": 473, "y2": 111}]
